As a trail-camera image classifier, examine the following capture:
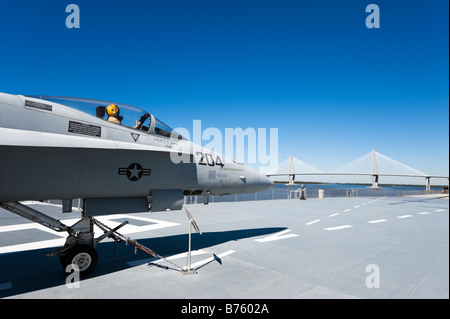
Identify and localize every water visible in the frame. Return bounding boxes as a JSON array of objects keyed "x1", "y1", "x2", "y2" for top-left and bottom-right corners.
[
  {"x1": 275, "y1": 183, "x2": 442, "y2": 199},
  {"x1": 185, "y1": 183, "x2": 444, "y2": 204}
]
